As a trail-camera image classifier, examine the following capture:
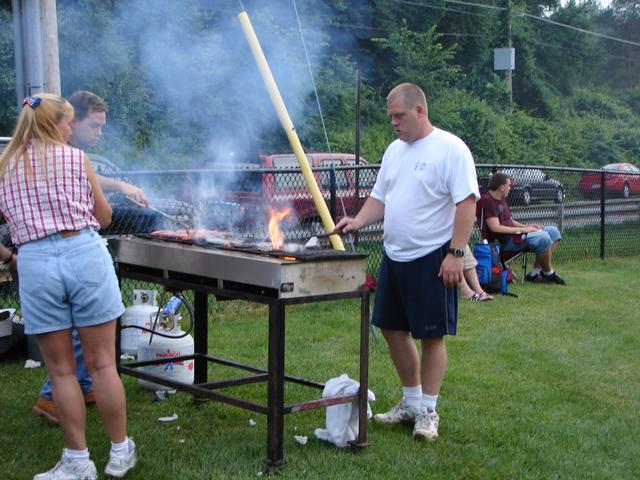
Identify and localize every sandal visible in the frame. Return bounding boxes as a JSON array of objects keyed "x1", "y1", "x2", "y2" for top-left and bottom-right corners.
[
  {"x1": 468, "y1": 292, "x2": 493, "y2": 302},
  {"x1": 477, "y1": 291, "x2": 494, "y2": 301}
]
